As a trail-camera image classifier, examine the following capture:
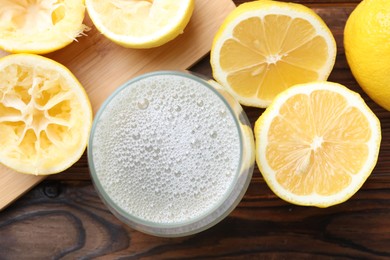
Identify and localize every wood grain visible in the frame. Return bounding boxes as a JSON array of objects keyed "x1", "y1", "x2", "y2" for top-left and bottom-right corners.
[
  {"x1": 2, "y1": 1, "x2": 390, "y2": 259},
  {"x1": 1, "y1": 179, "x2": 389, "y2": 259}
]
